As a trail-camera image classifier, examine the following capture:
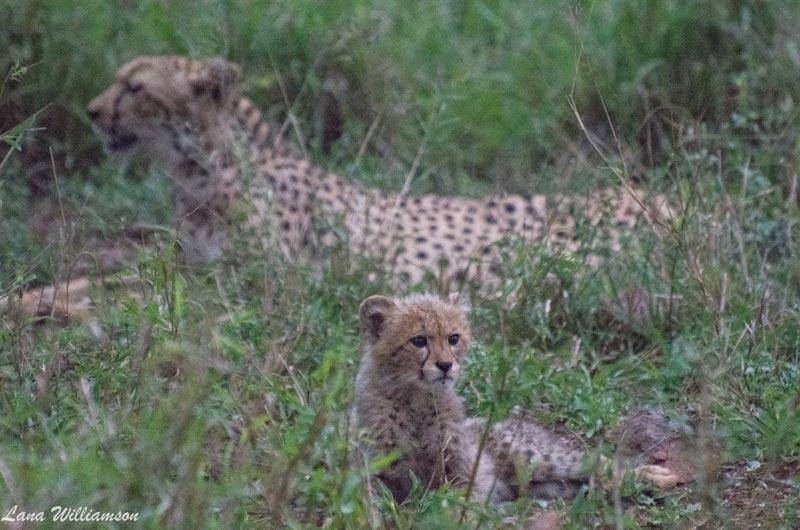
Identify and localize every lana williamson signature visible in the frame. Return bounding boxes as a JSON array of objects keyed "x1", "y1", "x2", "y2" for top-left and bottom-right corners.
[{"x1": 3, "y1": 504, "x2": 139, "y2": 522}]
